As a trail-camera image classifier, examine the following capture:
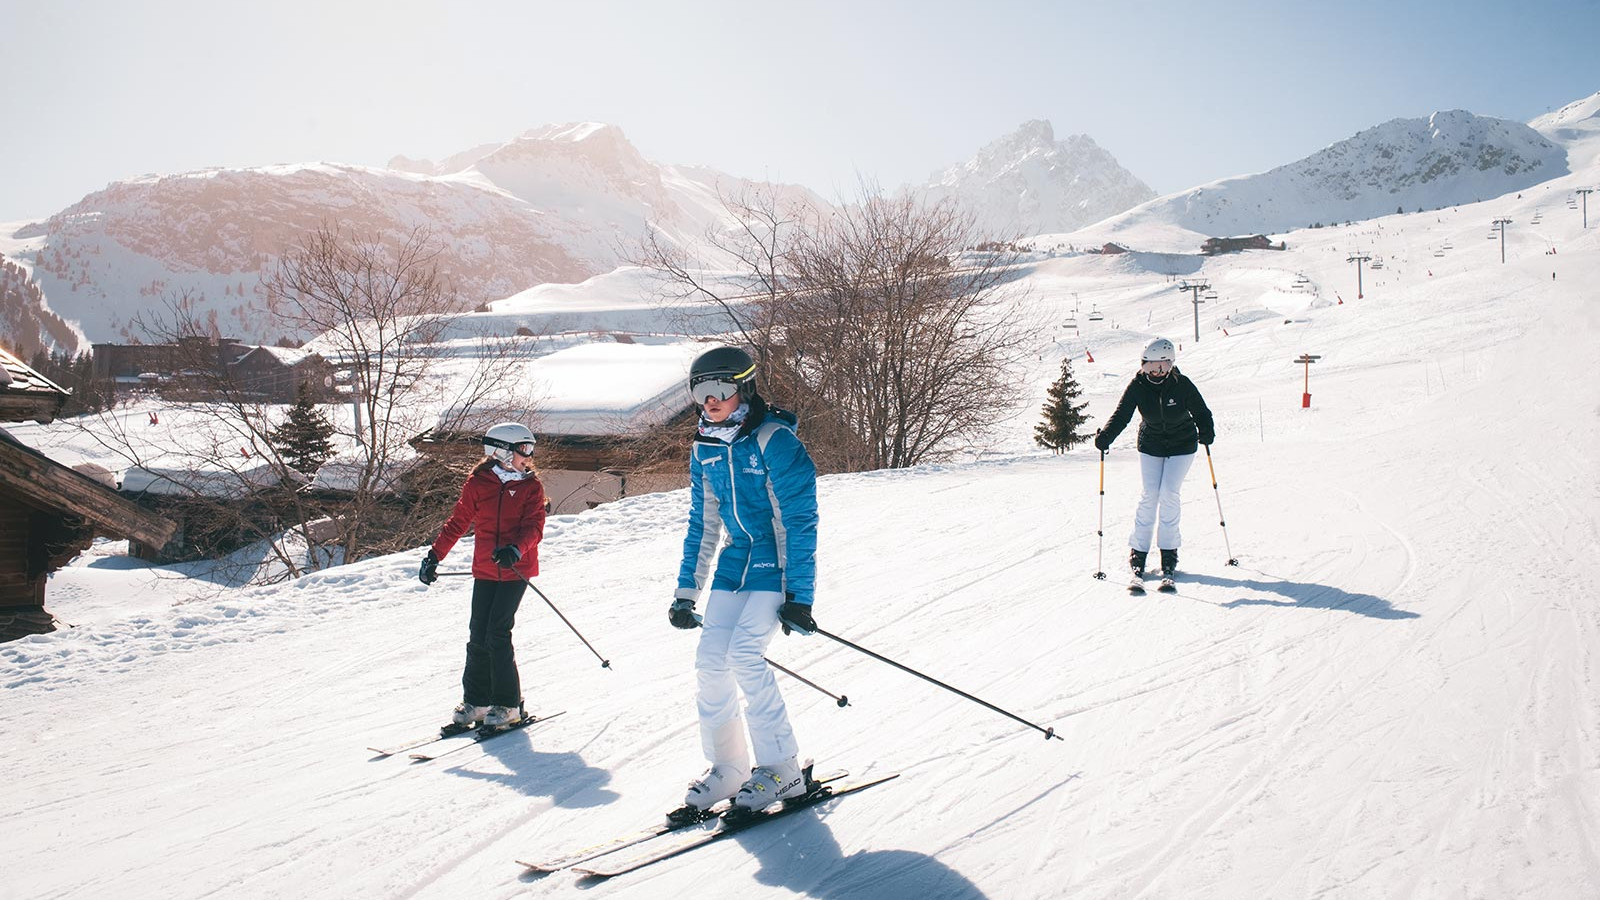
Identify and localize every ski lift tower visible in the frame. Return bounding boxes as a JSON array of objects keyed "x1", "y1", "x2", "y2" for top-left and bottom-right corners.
[
  {"x1": 1177, "y1": 280, "x2": 1210, "y2": 342},
  {"x1": 1346, "y1": 251, "x2": 1371, "y2": 299},
  {"x1": 1578, "y1": 189, "x2": 1593, "y2": 228},
  {"x1": 1493, "y1": 217, "x2": 1512, "y2": 263}
]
